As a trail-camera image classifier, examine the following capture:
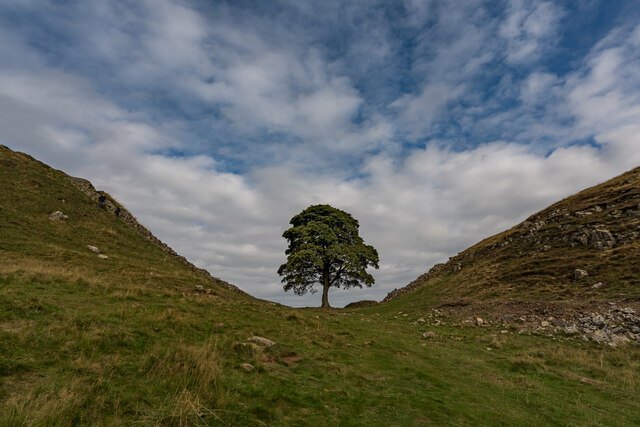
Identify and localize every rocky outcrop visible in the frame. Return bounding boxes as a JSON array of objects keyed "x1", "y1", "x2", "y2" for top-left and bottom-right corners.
[
  {"x1": 67, "y1": 176, "x2": 248, "y2": 297},
  {"x1": 383, "y1": 263, "x2": 447, "y2": 302}
]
